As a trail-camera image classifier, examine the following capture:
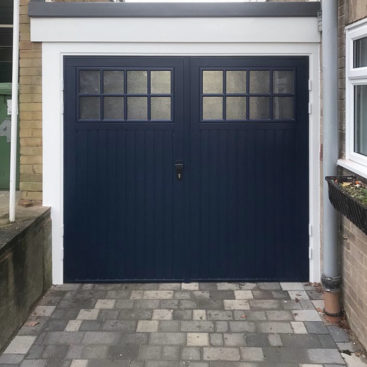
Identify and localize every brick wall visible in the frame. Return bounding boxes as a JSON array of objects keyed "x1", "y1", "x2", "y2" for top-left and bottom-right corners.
[
  {"x1": 18, "y1": 0, "x2": 111, "y2": 205},
  {"x1": 19, "y1": 0, "x2": 42, "y2": 204},
  {"x1": 338, "y1": 0, "x2": 367, "y2": 351}
]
